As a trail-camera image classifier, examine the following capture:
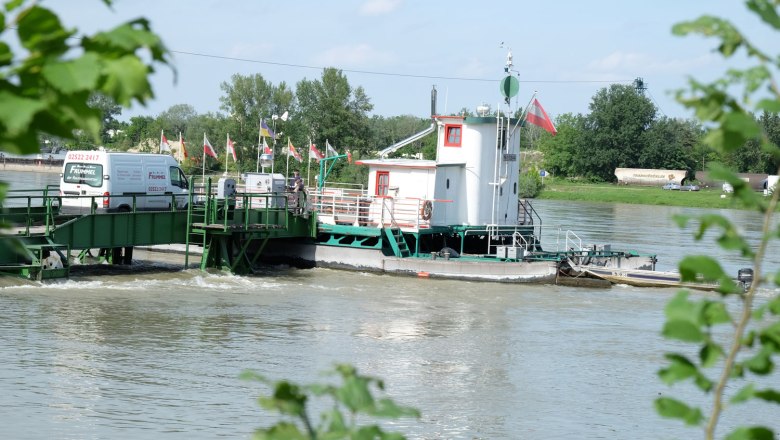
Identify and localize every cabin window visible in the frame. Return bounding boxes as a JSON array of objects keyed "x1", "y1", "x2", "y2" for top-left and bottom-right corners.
[
  {"x1": 444, "y1": 124, "x2": 462, "y2": 147},
  {"x1": 513, "y1": 182, "x2": 517, "y2": 195},
  {"x1": 446, "y1": 178, "x2": 450, "y2": 189},
  {"x1": 376, "y1": 171, "x2": 390, "y2": 196}
]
